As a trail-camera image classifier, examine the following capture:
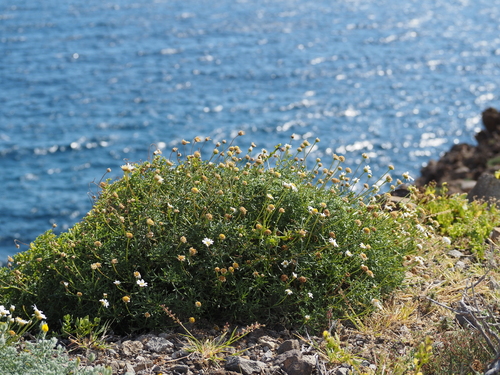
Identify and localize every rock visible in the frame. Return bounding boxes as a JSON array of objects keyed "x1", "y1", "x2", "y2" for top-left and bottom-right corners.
[
  {"x1": 225, "y1": 356, "x2": 268, "y2": 375},
  {"x1": 274, "y1": 349, "x2": 314, "y2": 375},
  {"x1": 460, "y1": 180, "x2": 477, "y2": 192},
  {"x1": 277, "y1": 339, "x2": 300, "y2": 354},
  {"x1": 121, "y1": 340, "x2": 143, "y2": 356},
  {"x1": 482, "y1": 107, "x2": 500, "y2": 134},
  {"x1": 490, "y1": 227, "x2": 500, "y2": 243},
  {"x1": 282, "y1": 355, "x2": 314, "y2": 375},
  {"x1": 467, "y1": 173, "x2": 500, "y2": 204},
  {"x1": 133, "y1": 360, "x2": 153, "y2": 372},
  {"x1": 447, "y1": 249, "x2": 465, "y2": 258},
  {"x1": 416, "y1": 108, "x2": 500, "y2": 194},
  {"x1": 336, "y1": 367, "x2": 351, "y2": 375},
  {"x1": 124, "y1": 363, "x2": 136, "y2": 374},
  {"x1": 257, "y1": 335, "x2": 279, "y2": 351},
  {"x1": 144, "y1": 336, "x2": 174, "y2": 354},
  {"x1": 172, "y1": 364, "x2": 190, "y2": 373}
]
